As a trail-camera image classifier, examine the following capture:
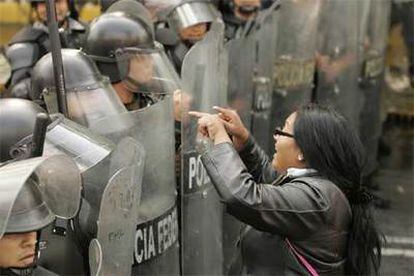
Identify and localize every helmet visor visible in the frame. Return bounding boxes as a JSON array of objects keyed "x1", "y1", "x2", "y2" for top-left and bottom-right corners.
[
  {"x1": 0, "y1": 155, "x2": 82, "y2": 238},
  {"x1": 43, "y1": 78, "x2": 127, "y2": 128},
  {"x1": 116, "y1": 43, "x2": 181, "y2": 95},
  {"x1": 168, "y1": 1, "x2": 219, "y2": 32}
]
